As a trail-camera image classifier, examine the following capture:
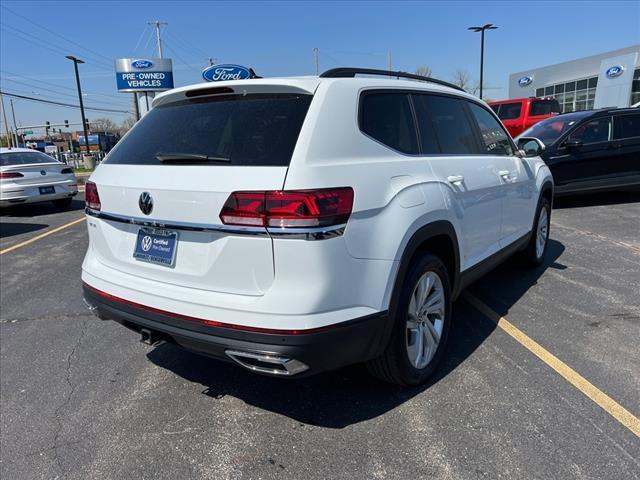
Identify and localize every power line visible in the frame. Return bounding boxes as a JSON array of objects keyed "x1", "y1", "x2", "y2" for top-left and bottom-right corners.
[
  {"x1": 164, "y1": 30, "x2": 211, "y2": 61},
  {"x1": 1, "y1": 70, "x2": 126, "y2": 101},
  {"x1": 133, "y1": 25, "x2": 151, "y2": 54},
  {"x1": 0, "y1": 91, "x2": 131, "y2": 114},
  {"x1": 0, "y1": 24, "x2": 112, "y2": 70},
  {"x1": 163, "y1": 42, "x2": 202, "y2": 75},
  {"x1": 1, "y1": 79, "x2": 130, "y2": 107},
  {"x1": 1, "y1": 4, "x2": 114, "y2": 64}
]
